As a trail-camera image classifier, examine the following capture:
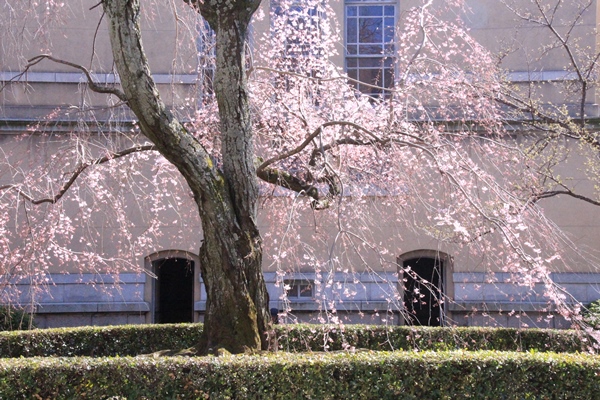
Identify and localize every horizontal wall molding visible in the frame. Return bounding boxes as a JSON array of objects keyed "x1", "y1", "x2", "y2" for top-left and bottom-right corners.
[
  {"x1": 449, "y1": 301, "x2": 561, "y2": 313},
  {"x1": 0, "y1": 71, "x2": 197, "y2": 85},
  {"x1": 0, "y1": 70, "x2": 581, "y2": 86},
  {"x1": 454, "y1": 272, "x2": 600, "y2": 284},
  {"x1": 507, "y1": 70, "x2": 576, "y2": 83},
  {"x1": 17, "y1": 302, "x2": 150, "y2": 314},
  {"x1": 2, "y1": 273, "x2": 146, "y2": 286},
  {"x1": 195, "y1": 300, "x2": 399, "y2": 313},
  {"x1": 260, "y1": 271, "x2": 399, "y2": 284}
]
